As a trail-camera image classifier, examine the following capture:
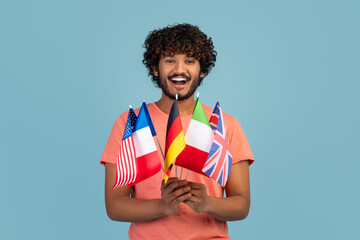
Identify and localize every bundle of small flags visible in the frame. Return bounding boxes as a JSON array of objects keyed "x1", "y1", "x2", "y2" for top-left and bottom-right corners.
[{"x1": 113, "y1": 95, "x2": 233, "y2": 188}]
